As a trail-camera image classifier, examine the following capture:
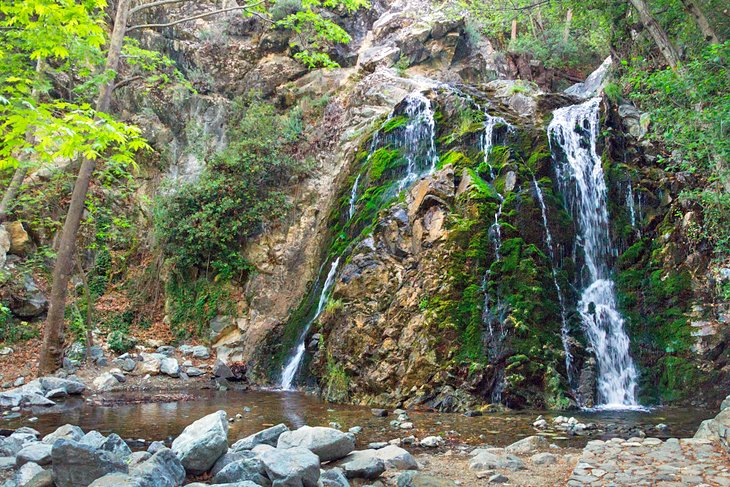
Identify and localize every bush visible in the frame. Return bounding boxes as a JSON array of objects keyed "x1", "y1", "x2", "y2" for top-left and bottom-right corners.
[
  {"x1": 154, "y1": 98, "x2": 304, "y2": 280},
  {"x1": 0, "y1": 304, "x2": 38, "y2": 343},
  {"x1": 108, "y1": 331, "x2": 136, "y2": 354}
]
